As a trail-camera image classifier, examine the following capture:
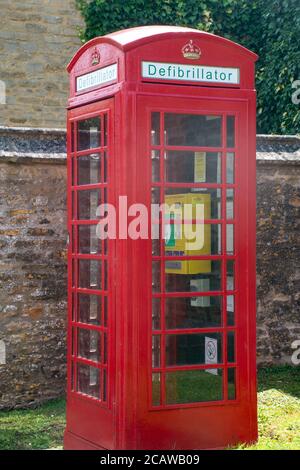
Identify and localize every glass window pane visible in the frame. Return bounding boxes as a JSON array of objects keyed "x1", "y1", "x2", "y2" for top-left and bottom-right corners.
[
  {"x1": 77, "y1": 328, "x2": 101, "y2": 362},
  {"x1": 227, "y1": 152, "x2": 235, "y2": 184},
  {"x1": 72, "y1": 293, "x2": 76, "y2": 322},
  {"x1": 227, "y1": 261, "x2": 235, "y2": 291},
  {"x1": 151, "y1": 112, "x2": 160, "y2": 145},
  {"x1": 164, "y1": 188, "x2": 221, "y2": 220},
  {"x1": 78, "y1": 189, "x2": 101, "y2": 220},
  {"x1": 152, "y1": 298, "x2": 161, "y2": 330},
  {"x1": 152, "y1": 262, "x2": 161, "y2": 293},
  {"x1": 71, "y1": 361, "x2": 75, "y2": 391},
  {"x1": 71, "y1": 327, "x2": 76, "y2": 356},
  {"x1": 77, "y1": 117, "x2": 101, "y2": 151},
  {"x1": 103, "y1": 332, "x2": 108, "y2": 364},
  {"x1": 78, "y1": 259, "x2": 101, "y2": 290},
  {"x1": 152, "y1": 187, "x2": 160, "y2": 204},
  {"x1": 104, "y1": 114, "x2": 108, "y2": 147},
  {"x1": 104, "y1": 151, "x2": 108, "y2": 182},
  {"x1": 71, "y1": 122, "x2": 75, "y2": 153},
  {"x1": 72, "y1": 259, "x2": 76, "y2": 288},
  {"x1": 227, "y1": 116, "x2": 235, "y2": 148},
  {"x1": 164, "y1": 223, "x2": 221, "y2": 257},
  {"x1": 166, "y1": 260, "x2": 222, "y2": 293},
  {"x1": 151, "y1": 186, "x2": 161, "y2": 251},
  {"x1": 166, "y1": 333, "x2": 222, "y2": 366},
  {"x1": 228, "y1": 368, "x2": 236, "y2": 400},
  {"x1": 103, "y1": 369, "x2": 107, "y2": 402},
  {"x1": 78, "y1": 224, "x2": 101, "y2": 254},
  {"x1": 72, "y1": 191, "x2": 76, "y2": 220},
  {"x1": 227, "y1": 331, "x2": 235, "y2": 363},
  {"x1": 165, "y1": 151, "x2": 221, "y2": 183},
  {"x1": 166, "y1": 369, "x2": 223, "y2": 405},
  {"x1": 77, "y1": 363, "x2": 100, "y2": 399},
  {"x1": 72, "y1": 157, "x2": 76, "y2": 186},
  {"x1": 103, "y1": 296, "x2": 108, "y2": 327},
  {"x1": 103, "y1": 260, "x2": 108, "y2": 291},
  {"x1": 226, "y1": 189, "x2": 234, "y2": 220},
  {"x1": 226, "y1": 224, "x2": 234, "y2": 255},
  {"x1": 227, "y1": 295, "x2": 235, "y2": 326},
  {"x1": 77, "y1": 153, "x2": 102, "y2": 186},
  {"x1": 152, "y1": 237, "x2": 160, "y2": 257},
  {"x1": 152, "y1": 335, "x2": 160, "y2": 368},
  {"x1": 165, "y1": 296, "x2": 222, "y2": 329},
  {"x1": 209, "y1": 224, "x2": 221, "y2": 255},
  {"x1": 165, "y1": 114, "x2": 222, "y2": 147},
  {"x1": 78, "y1": 294, "x2": 101, "y2": 325},
  {"x1": 71, "y1": 226, "x2": 76, "y2": 254},
  {"x1": 151, "y1": 150, "x2": 160, "y2": 182},
  {"x1": 152, "y1": 373, "x2": 161, "y2": 406}
]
